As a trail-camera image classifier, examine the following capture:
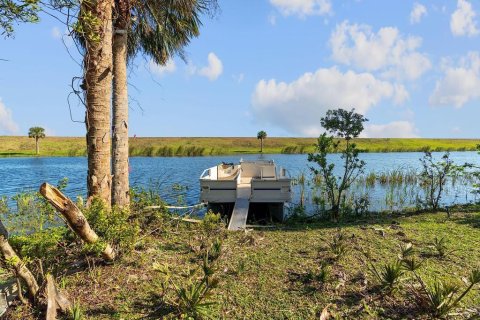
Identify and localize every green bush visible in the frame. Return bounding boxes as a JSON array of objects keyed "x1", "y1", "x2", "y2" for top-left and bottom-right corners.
[
  {"x1": 328, "y1": 230, "x2": 348, "y2": 260},
  {"x1": 1, "y1": 178, "x2": 68, "y2": 235},
  {"x1": 130, "y1": 187, "x2": 165, "y2": 211},
  {"x1": 9, "y1": 227, "x2": 71, "y2": 271},
  {"x1": 82, "y1": 198, "x2": 139, "y2": 255},
  {"x1": 201, "y1": 211, "x2": 223, "y2": 234}
]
